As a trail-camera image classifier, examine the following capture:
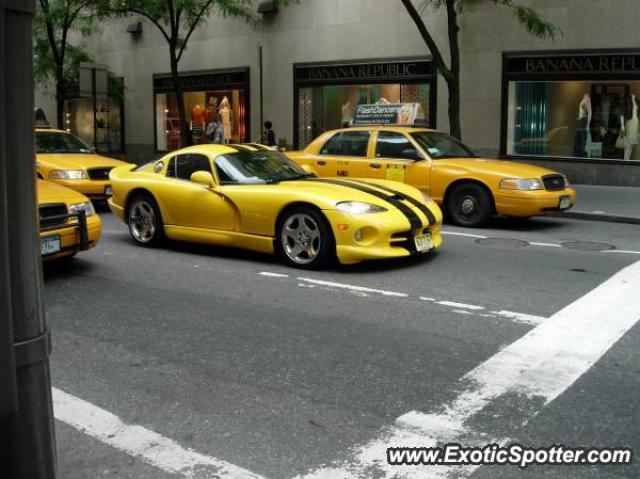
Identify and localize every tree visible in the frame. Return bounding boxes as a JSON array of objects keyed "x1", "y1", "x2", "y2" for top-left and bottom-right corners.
[
  {"x1": 34, "y1": 0, "x2": 98, "y2": 129},
  {"x1": 104, "y1": 0, "x2": 292, "y2": 147},
  {"x1": 401, "y1": 0, "x2": 560, "y2": 140}
]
